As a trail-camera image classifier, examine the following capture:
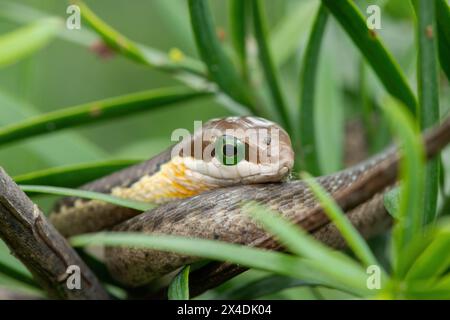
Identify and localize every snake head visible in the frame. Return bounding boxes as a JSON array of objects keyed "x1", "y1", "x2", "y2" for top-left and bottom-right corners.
[{"x1": 174, "y1": 116, "x2": 294, "y2": 185}]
